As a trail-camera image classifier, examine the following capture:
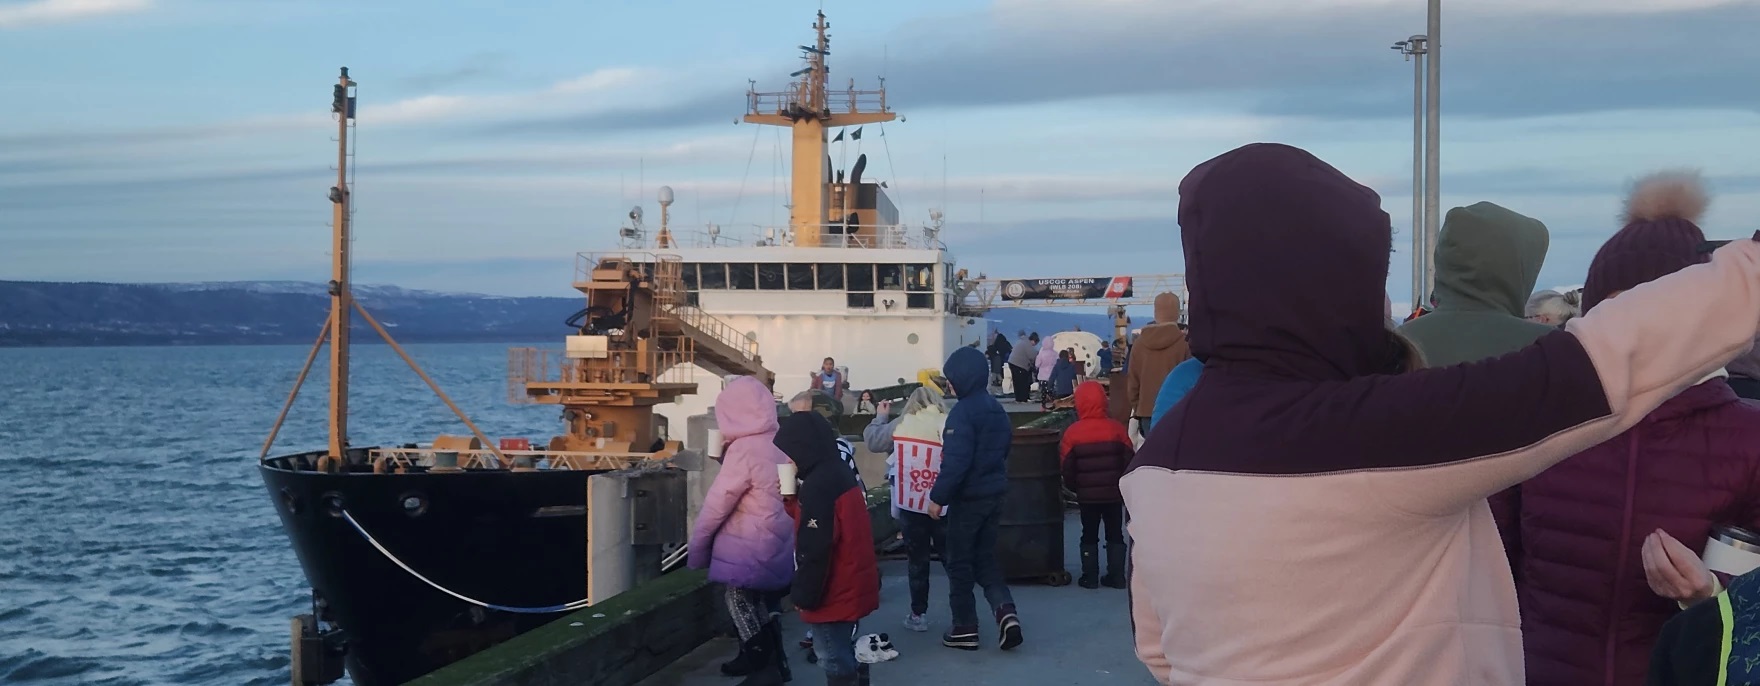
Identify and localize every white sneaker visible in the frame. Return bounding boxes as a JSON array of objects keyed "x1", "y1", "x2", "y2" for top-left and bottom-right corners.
[
  {"x1": 903, "y1": 613, "x2": 930, "y2": 632},
  {"x1": 855, "y1": 634, "x2": 884, "y2": 664}
]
